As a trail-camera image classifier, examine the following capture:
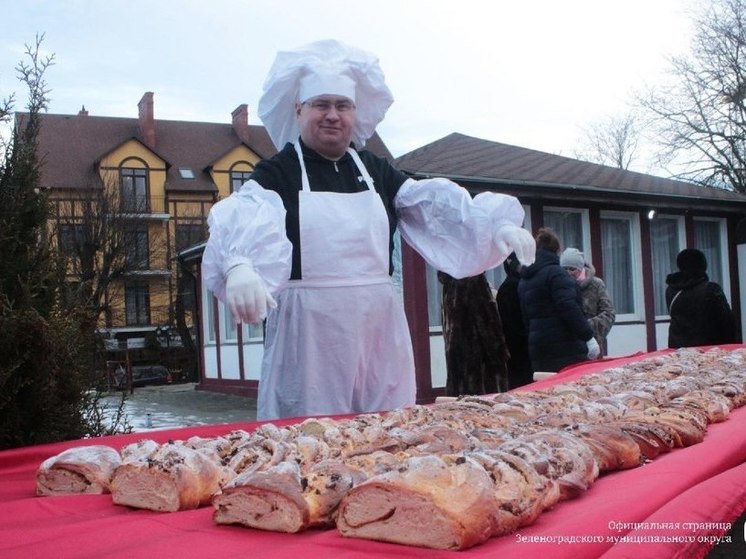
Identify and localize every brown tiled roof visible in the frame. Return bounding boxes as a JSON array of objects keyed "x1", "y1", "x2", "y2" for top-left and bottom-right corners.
[
  {"x1": 395, "y1": 132, "x2": 746, "y2": 208},
  {"x1": 23, "y1": 110, "x2": 394, "y2": 193}
]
